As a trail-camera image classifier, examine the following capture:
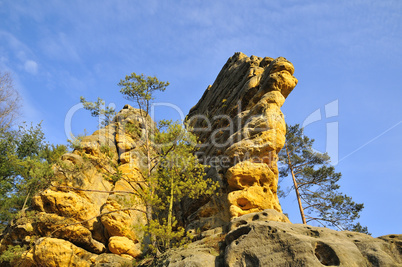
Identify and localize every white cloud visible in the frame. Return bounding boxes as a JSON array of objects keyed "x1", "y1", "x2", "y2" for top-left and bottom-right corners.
[{"x1": 24, "y1": 60, "x2": 38, "y2": 74}]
